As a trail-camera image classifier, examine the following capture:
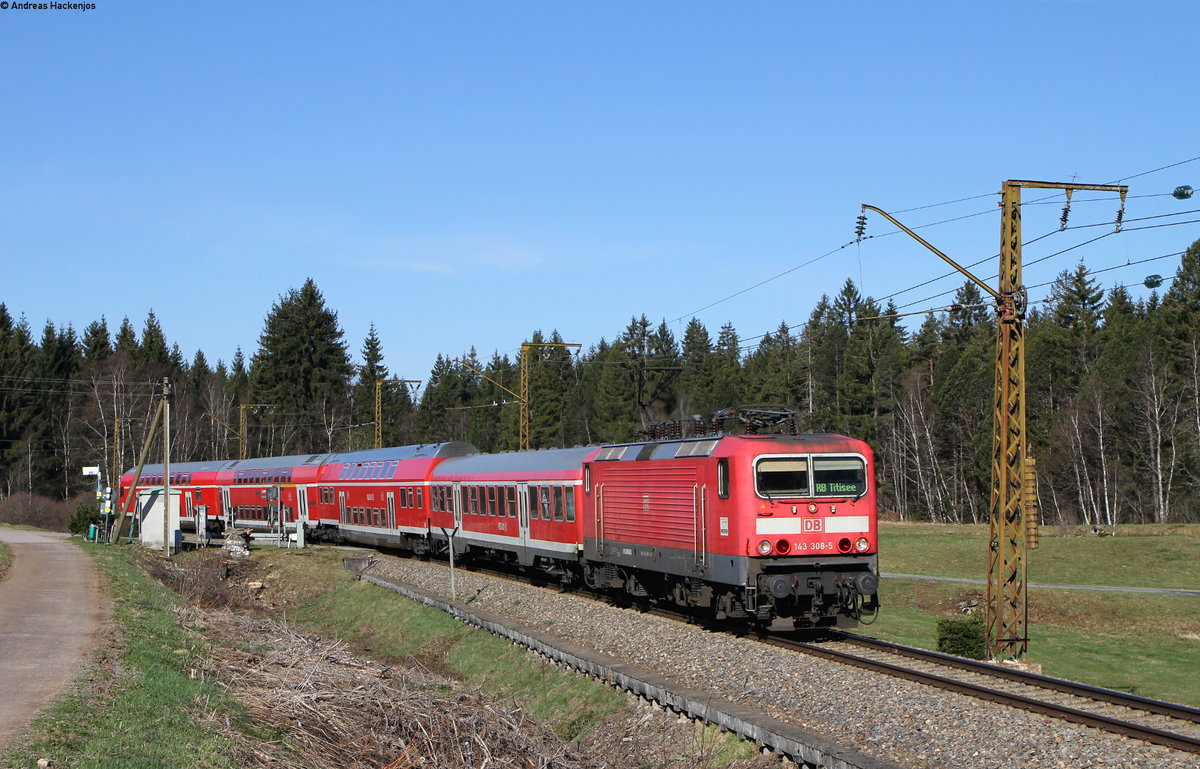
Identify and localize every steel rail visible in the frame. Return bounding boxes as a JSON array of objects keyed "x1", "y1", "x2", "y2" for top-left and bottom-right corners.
[
  {"x1": 771, "y1": 631, "x2": 1200, "y2": 755},
  {"x1": 825, "y1": 630, "x2": 1200, "y2": 724}
]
